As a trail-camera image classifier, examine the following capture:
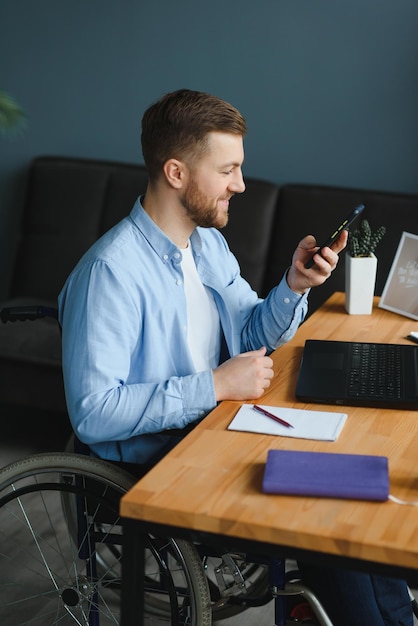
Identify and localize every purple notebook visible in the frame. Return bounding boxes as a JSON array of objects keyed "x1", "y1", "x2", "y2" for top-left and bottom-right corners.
[{"x1": 262, "y1": 449, "x2": 389, "y2": 501}]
